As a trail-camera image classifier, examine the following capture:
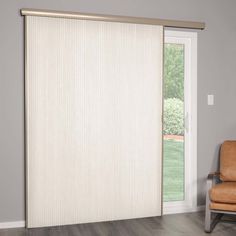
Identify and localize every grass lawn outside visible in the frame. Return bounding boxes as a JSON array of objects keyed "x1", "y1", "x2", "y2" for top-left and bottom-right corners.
[{"x1": 163, "y1": 138, "x2": 184, "y2": 202}]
